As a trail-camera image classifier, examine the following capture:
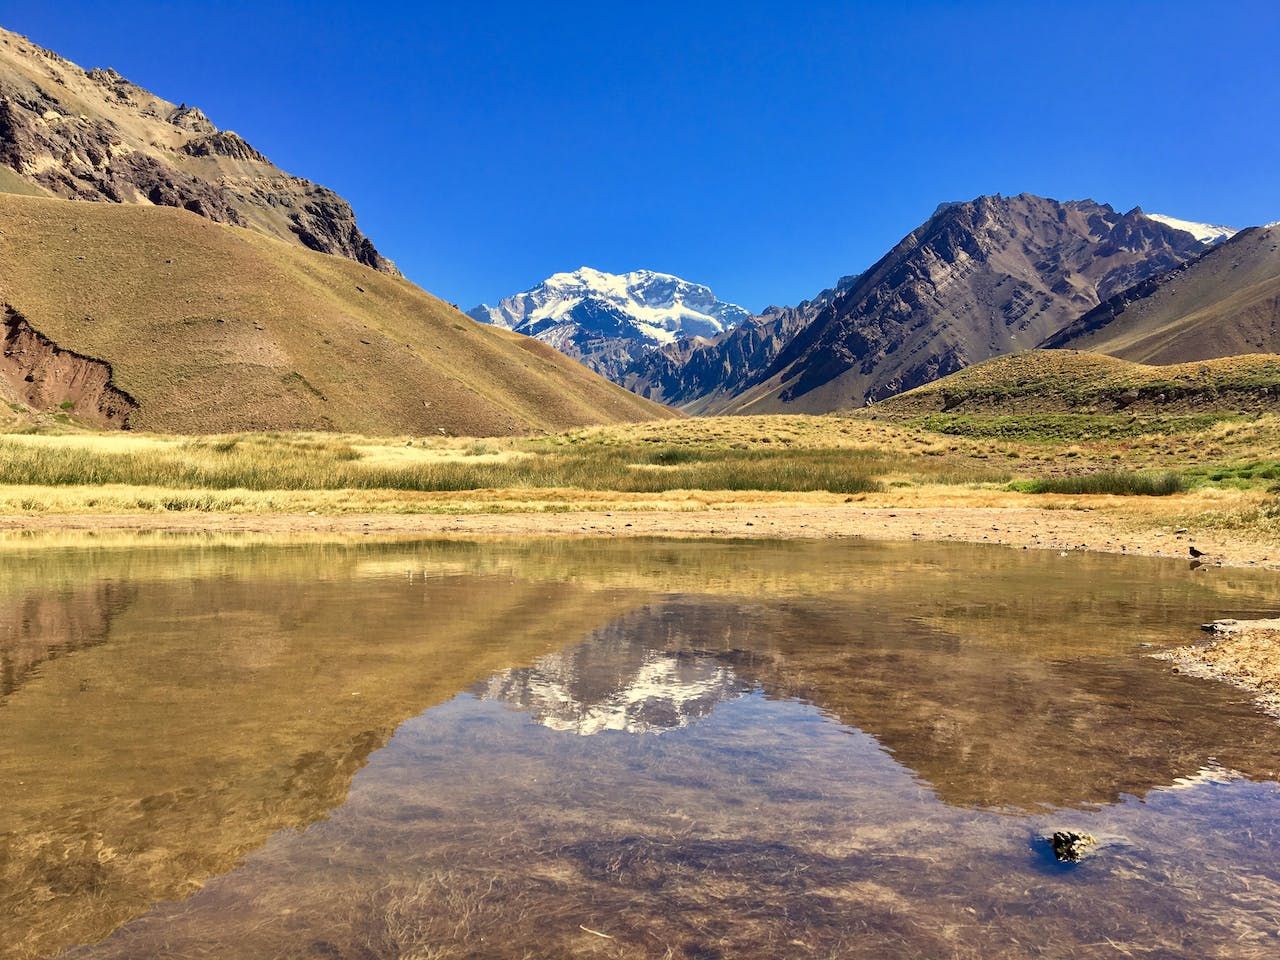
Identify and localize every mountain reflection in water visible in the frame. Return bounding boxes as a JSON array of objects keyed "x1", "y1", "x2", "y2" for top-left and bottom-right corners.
[
  {"x1": 478, "y1": 612, "x2": 751, "y2": 735},
  {"x1": 3, "y1": 536, "x2": 1280, "y2": 960}
]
